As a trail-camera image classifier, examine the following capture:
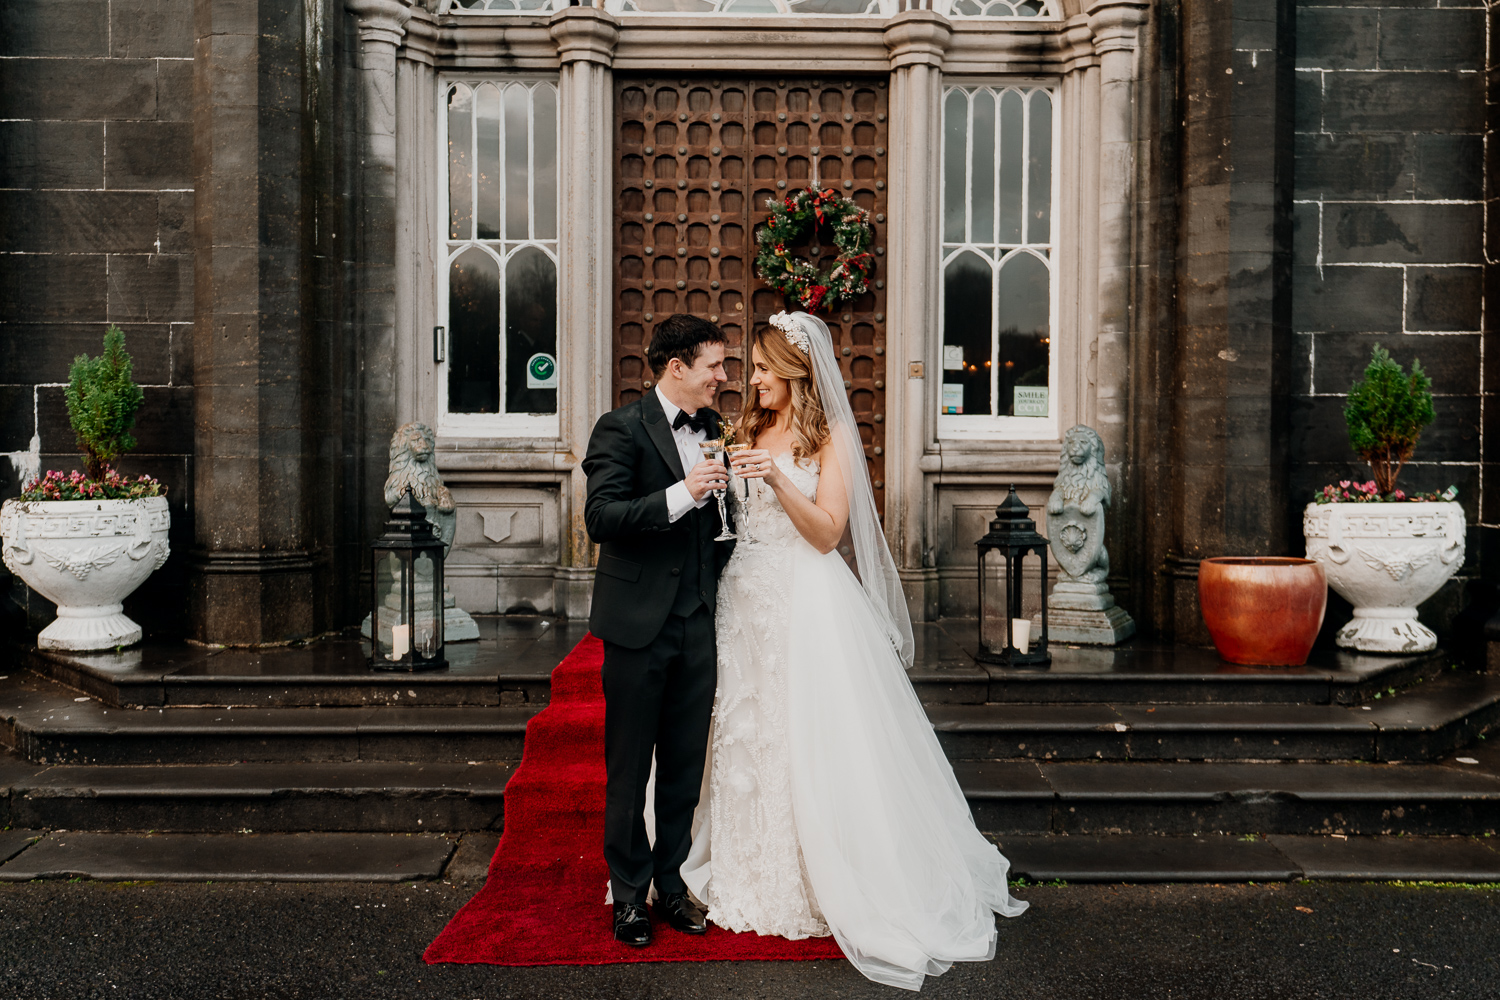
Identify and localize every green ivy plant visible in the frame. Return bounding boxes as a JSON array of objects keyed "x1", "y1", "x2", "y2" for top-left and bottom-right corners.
[
  {"x1": 63, "y1": 325, "x2": 145, "y2": 482},
  {"x1": 1343, "y1": 345, "x2": 1435, "y2": 496}
]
